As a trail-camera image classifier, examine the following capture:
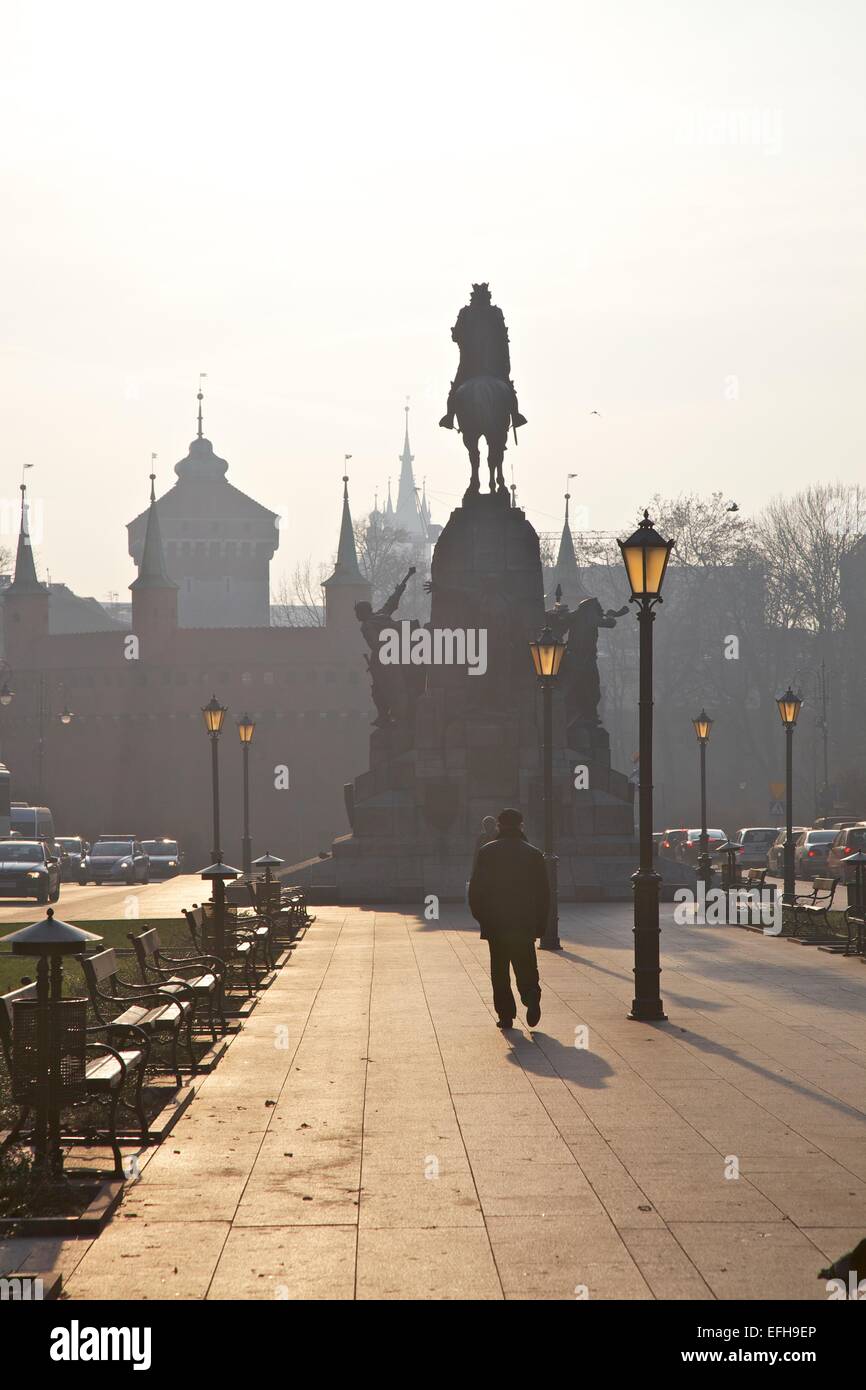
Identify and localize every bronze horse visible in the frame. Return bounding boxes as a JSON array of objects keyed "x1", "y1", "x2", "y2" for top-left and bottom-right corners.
[{"x1": 453, "y1": 375, "x2": 512, "y2": 499}]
